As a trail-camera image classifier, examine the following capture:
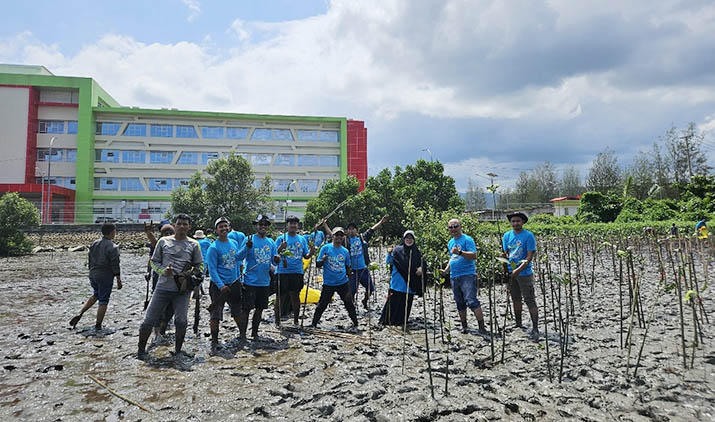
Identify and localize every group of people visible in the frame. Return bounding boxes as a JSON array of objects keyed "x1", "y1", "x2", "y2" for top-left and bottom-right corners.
[{"x1": 69, "y1": 208, "x2": 542, "y2": 362}]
